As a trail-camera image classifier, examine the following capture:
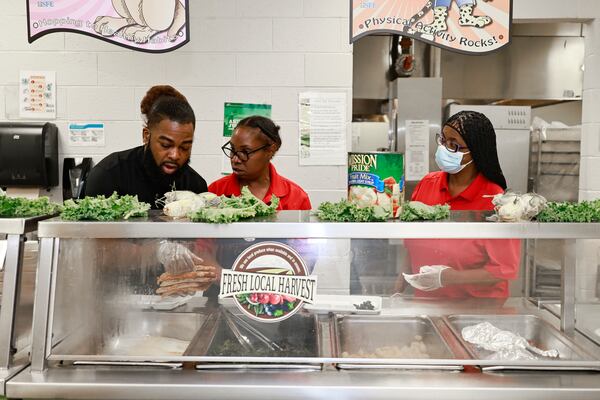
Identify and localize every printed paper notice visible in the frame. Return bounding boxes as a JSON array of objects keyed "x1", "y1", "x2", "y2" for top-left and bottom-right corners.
[
  {"x1": 68, "y1": 123, "x2": 105, "y2": 147},
  {"x1": 19, "y1": 71, "x2": 56, "y2": 119},
  {"x1": 405, "y1": 120, "x2": 429, "y2": 181},
  {"x1": 299, "y1": 92, "x2": 347, "y2": 166}
]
